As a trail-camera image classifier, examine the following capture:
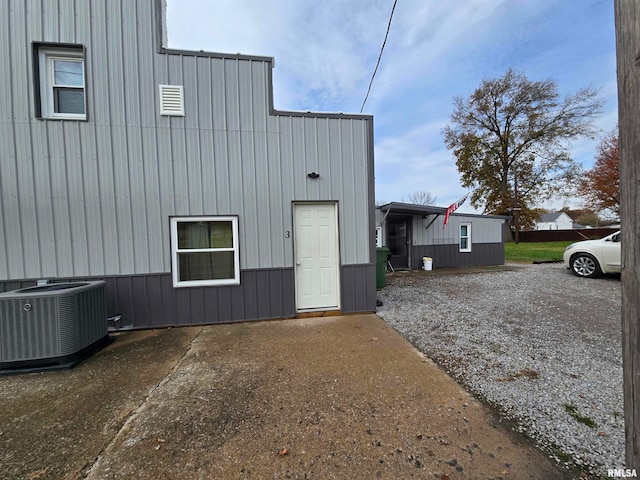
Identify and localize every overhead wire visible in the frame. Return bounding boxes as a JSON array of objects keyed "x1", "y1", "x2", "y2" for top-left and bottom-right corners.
[{"x1": 360, "y1": 0, "x2": 398, "y2": 113}]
